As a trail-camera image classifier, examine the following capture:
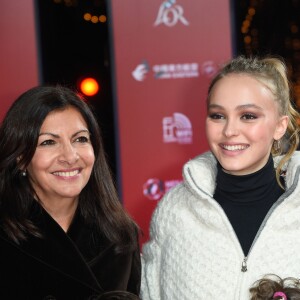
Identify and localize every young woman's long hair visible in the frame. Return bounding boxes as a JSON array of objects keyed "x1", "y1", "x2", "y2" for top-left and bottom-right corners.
[{"x1": 0, "y1": 85, "x2": 138, "y2": 253}]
